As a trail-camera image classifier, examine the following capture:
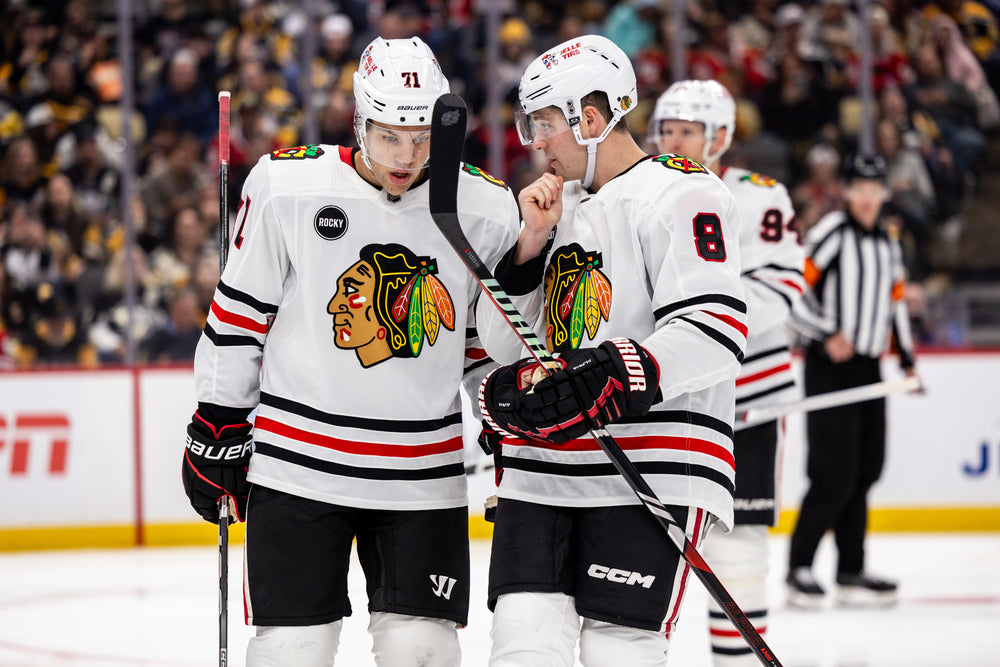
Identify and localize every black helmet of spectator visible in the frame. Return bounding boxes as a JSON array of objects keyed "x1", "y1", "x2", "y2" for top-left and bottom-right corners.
[{"x1": 842, "y1": 153, "x2": 887, "y2": 184}]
